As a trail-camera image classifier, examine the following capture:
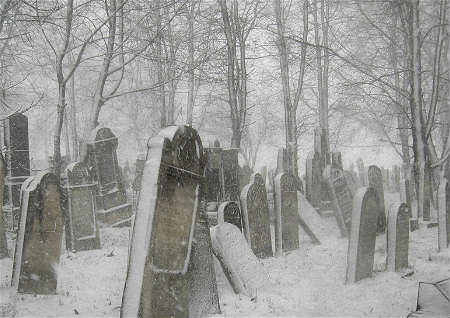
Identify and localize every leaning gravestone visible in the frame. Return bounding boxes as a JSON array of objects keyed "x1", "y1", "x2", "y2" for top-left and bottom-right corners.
[
  {"x1": 121, "y1": 126, "x2": 219, "y2": 318},
  {"x1": 0, "y1": 153, "x2": 7, "y2": 259},
  {"x1": 221, "y1": 149, "x2": 240, "y2": 202},
  {"x1": 438, "y1": 178, "x2": 449, "y2": 252},
  {"x1": 274, "y1": 172, "x2": 299, "y2": 255},
  {"x1": 323, "y1": 166, "x2": 353, "y2": 237},
  {"x1": 367, "y1": 165, "x2": 387, "y2": 233},
  {"x1": 210, "y1": 222, "x2": 268, "y2": 298},
  {"x1": 12, "y1": 172, "x2": 64, "y2": 294},
  {"x1": 86, "y1": 127, "x2": 132, "y2": 227},
  {"x1": 3, "y1": 113, "x2": 30, "y2": 230},
  {"x1": 345, "y1": 187, "x2": 378, "y2": 284},
  {"x1": 305, "y1": 151, "x2": 321, "y2": 208},
  {"x1": 387, "y1": 202, "x2": 409, "y2": 272},
  {"x1": 62, "y1": 162, "x2": 101, "y2": 252},
  {"x1": 217, "y1": 201, "x2": 243, "y2": 231},
  {"x1": 240, "y1": 173, "x2": 273, "y2": 258}
]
